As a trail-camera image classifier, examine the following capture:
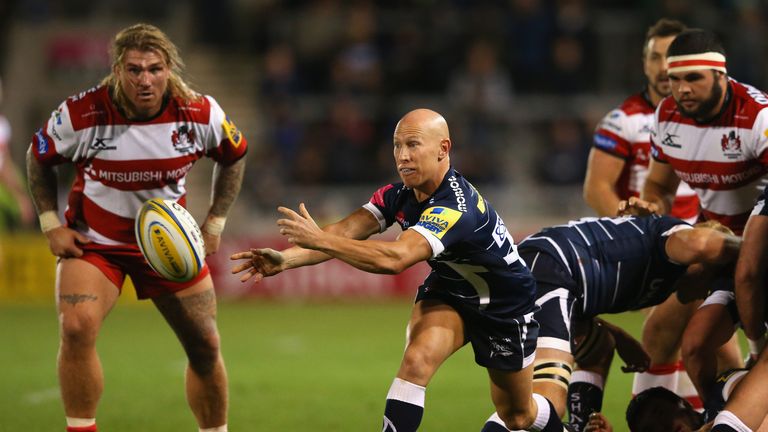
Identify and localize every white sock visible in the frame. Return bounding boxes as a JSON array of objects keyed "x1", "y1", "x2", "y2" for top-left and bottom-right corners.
[
  {"x1": 66, "y1": 417, "x2": 96, "y2": 427},
  {"x1": 386, "y1": 377, "x2": 426, "y2": 406},
  {"x1": 713, "y1": 410, "x2": 753, "y2": 432},
  {"x1": 486, "y1": 412, "x2": 511, "y2": 430},
  {"x1": 632, "y1": 363, "x2": 678, "y2": 395},
  {"x1": 571, "y1": 370, "x2": 605, "y2": 390},
  {"x1": 199, "y1": 425, "x2": 227, "y2": 432},
  {"x1": 531, "y1": 393, "x2": 552, "y2": 430}
]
